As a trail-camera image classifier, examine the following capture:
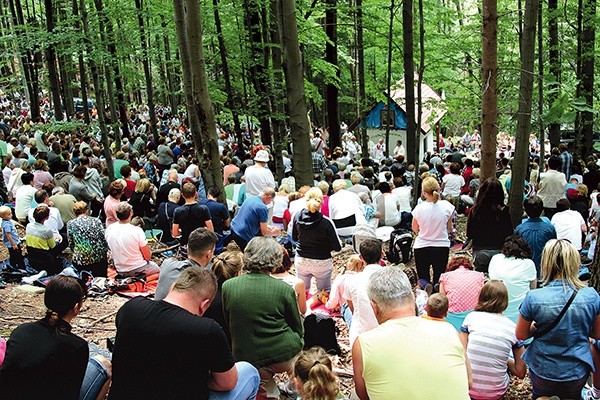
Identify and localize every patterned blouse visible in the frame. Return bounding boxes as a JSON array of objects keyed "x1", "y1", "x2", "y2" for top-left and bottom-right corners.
[{"x1": 67, "y1": 216, "x2": 108, "y2": 267}]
